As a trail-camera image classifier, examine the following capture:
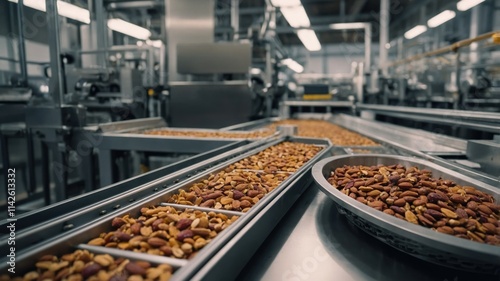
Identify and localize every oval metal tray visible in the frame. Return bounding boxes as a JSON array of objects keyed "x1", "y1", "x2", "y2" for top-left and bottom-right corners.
[{"x1": 311, "y1": 154, "x2": 500, "y2": 275}]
